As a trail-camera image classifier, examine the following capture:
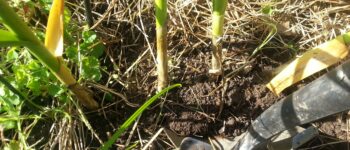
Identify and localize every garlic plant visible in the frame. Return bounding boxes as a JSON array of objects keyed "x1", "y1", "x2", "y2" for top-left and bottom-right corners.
[{"x1": 209, "y1": 0, "x2": 228, "y2": 75}]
